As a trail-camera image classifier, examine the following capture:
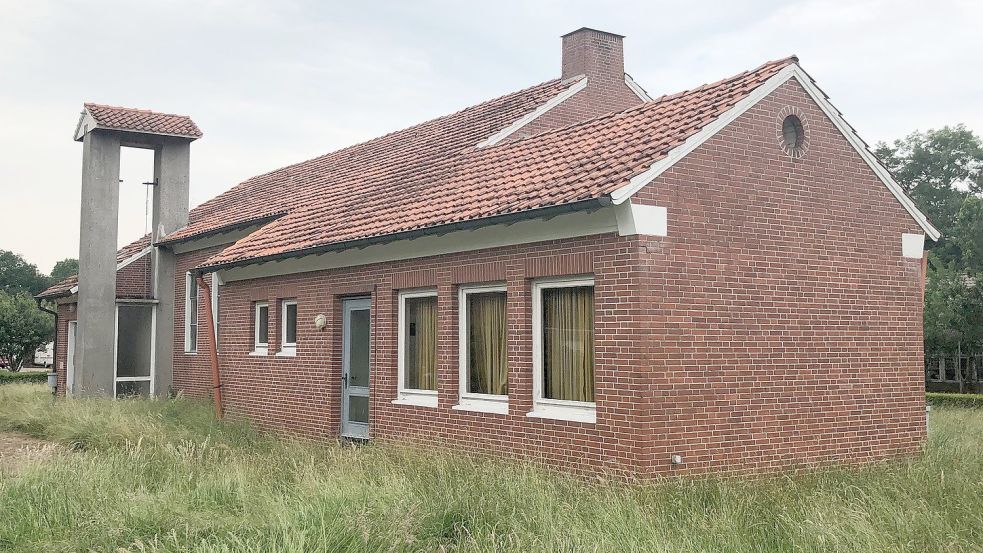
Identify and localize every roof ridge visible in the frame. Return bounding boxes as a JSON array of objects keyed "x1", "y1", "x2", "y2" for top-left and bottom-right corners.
[
  {"x1": 83, "y1": 102, "x2": 192, "y2": 119},
  {"x1": 481, "y1": 55, "x2": 799, "y2": 151}
]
